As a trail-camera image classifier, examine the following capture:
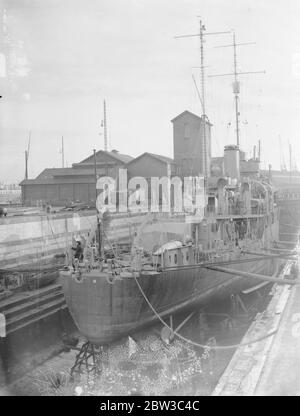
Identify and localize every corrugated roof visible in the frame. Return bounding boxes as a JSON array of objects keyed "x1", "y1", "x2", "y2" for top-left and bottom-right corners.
[
  {"x1": 35, "y1": 167, "x2": 96, "y2": 179},
  {"x1": 79, "y1": 150, "x2": 133, "y2": 165},
  {"x1": 20, "y1": 150, "x2": 133, "y2": 186},
  {"x1": 127, "y1": 152, "x2": 175, "y2": 166},
  {"x1": 147, "y1": 153, "x2": 175, "y2": 164},
  {"x1": 110, "y1": 150, "x2": 133, "y2": 163},
  {"x1": 19, "y1": 179, "x2": 37, "y2": 186},
  {"x1": 36, "y1": 168, "x2": 74, "y2": 179},
  {"x1": 53, "y1": 169, "x2": 96, "y2": 177},
  {"x1": 20, "y1": 177, "x2": 96, "y2": 185}
]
